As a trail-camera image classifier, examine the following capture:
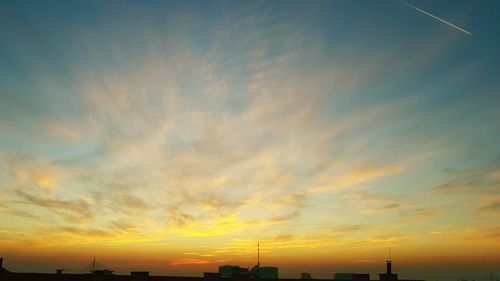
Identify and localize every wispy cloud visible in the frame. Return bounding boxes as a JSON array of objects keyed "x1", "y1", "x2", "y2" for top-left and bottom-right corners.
[
  {"x1": 458, "y1": 225, "x2": 500, "y2": 242},
  {"x1": 334, "y1": 225, "x2": 366, "y2": 233},
  {"x1": 478, "y1": 197, "x2": 500, "y2": 212},
  {"x1": 169, "y1": 258, "x2": 226, "y2": 266},
  {"x1": 14, "y1": 189, "x2": 93, "y2": 224},
  {"x1": 401, "y1": 208, "x2": 442, "y2": 221}
]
